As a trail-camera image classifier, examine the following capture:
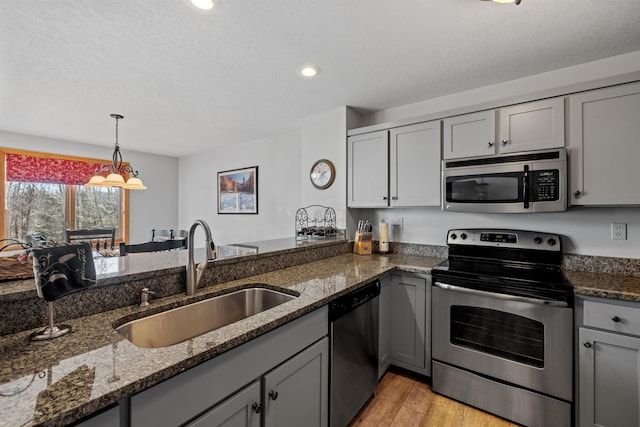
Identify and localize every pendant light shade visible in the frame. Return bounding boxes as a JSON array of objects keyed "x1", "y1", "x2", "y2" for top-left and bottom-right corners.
[{"x1": 86, "y1": 114, "x2": 147, "y2": 190}]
